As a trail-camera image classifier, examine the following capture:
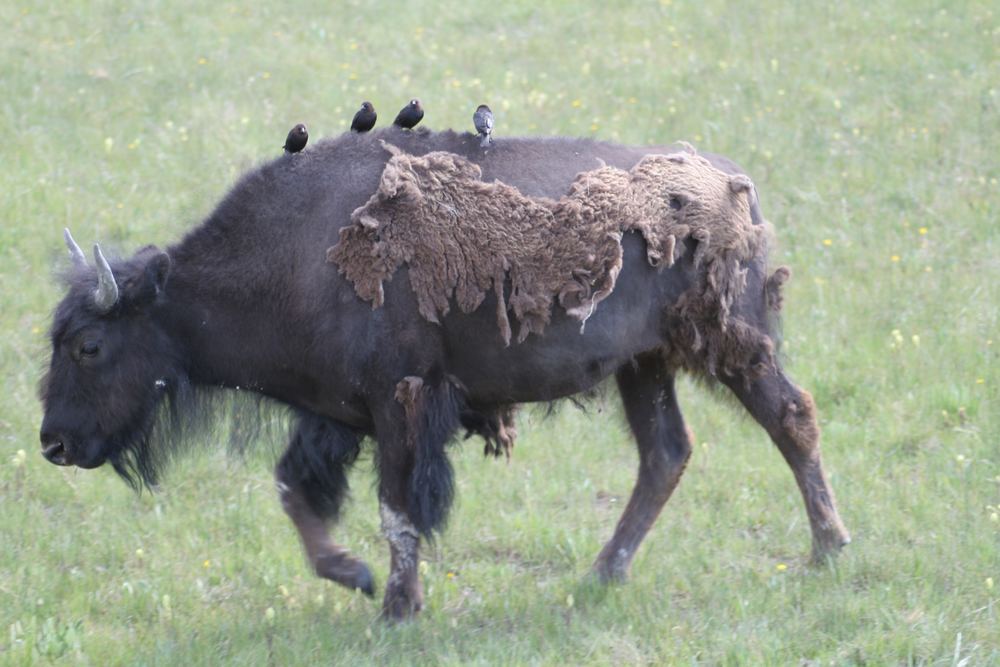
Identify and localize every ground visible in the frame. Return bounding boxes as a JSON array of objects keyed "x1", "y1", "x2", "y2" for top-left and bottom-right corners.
[{"x1": 1, "y1": 1, "x2": 998, "y2": 664}]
